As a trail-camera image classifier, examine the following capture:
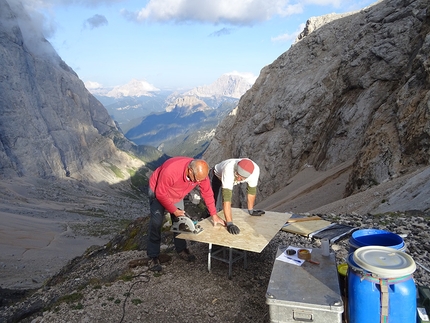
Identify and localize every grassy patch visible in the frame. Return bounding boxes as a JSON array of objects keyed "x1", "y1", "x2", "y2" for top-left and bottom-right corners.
[
  {"x1": 71, "y1": 303, "x2": 84, "y2": 310},
  {"x1": 50, "y1": 292, "x2": 84, "y2": 310},
  {"x1": 100, "y1": 160, "x2": 125, "y2": 179},
  {"x1": 131, "y1": 299, "x2": 142, "y2": 305},
  {"x1": 119, "y1": 271, "x2": 135, "y2": 282},
  {"x1": 57, "y1": 292, "x2": 83, "y2": 304},
  {"x1": 109, "y1": 164, "x2": 125, "y2": 179},
  {"x1": 129, "y1": 168, "x2": 149, "y2": 192}
]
